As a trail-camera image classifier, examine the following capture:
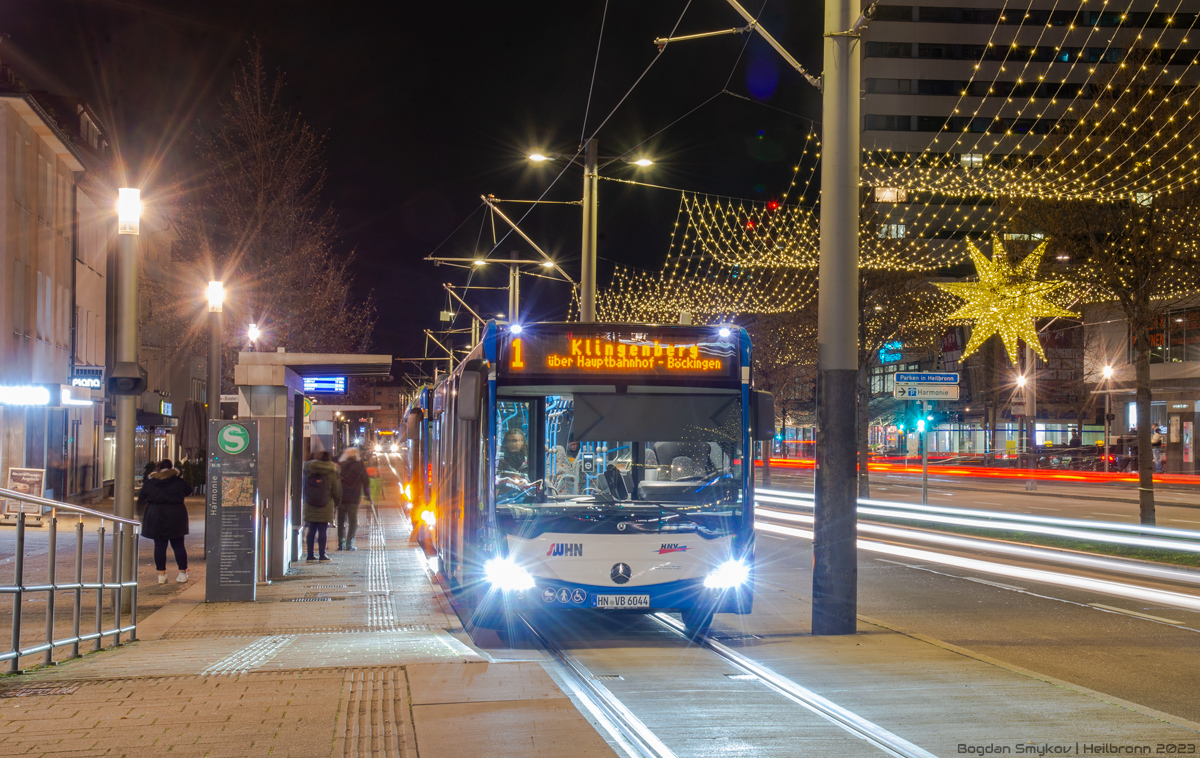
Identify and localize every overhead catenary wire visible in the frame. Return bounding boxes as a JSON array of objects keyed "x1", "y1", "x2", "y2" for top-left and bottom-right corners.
[{"x1": 580, "y1": 0, "x2": 611, "y2": 144}]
